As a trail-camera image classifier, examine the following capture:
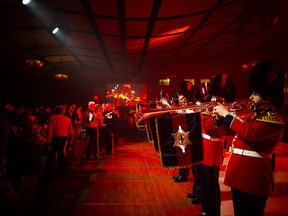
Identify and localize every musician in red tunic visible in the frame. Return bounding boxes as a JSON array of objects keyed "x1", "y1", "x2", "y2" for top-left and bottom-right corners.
[
  {"x1": 199, "y1": 113, "x2": 225, "y2": 216},
  {"x1": 193, "y1": 78, "x2": 235, "y2": 216},
  {"x1": 213, "y1": 60, "x2": 285, "y2": 216},
  {"x1": 85, "y1": 101, "x2": 102, "y2": 160}
]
